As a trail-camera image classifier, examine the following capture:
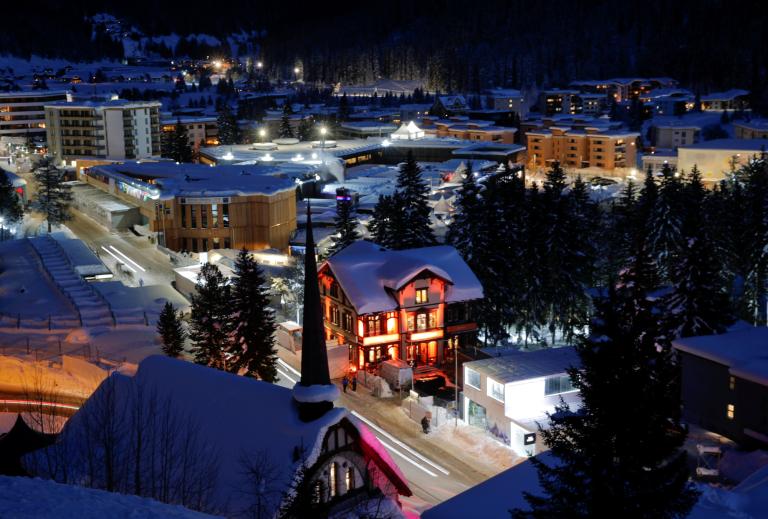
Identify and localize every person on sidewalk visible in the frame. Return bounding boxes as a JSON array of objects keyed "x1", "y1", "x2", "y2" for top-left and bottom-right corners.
[
  {"x1": 421, "y1": 415, "x2": 430, "y2": 434},
  {"x1": 351, "y1": 375, "x2": 357, "y2": 392},
  {"x1": 342, "y1": 375, "x2": 349, "y2": 393}
]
